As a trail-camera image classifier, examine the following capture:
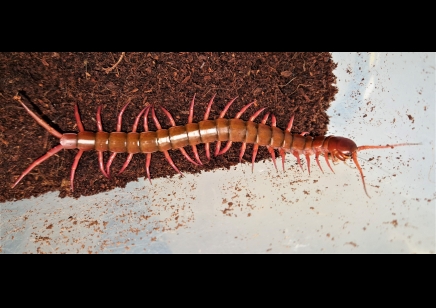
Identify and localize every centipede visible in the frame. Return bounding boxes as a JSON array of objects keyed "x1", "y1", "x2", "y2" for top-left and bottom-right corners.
[{"x1": 11, "y1": 94, "x2": 419, "y2": 198}]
